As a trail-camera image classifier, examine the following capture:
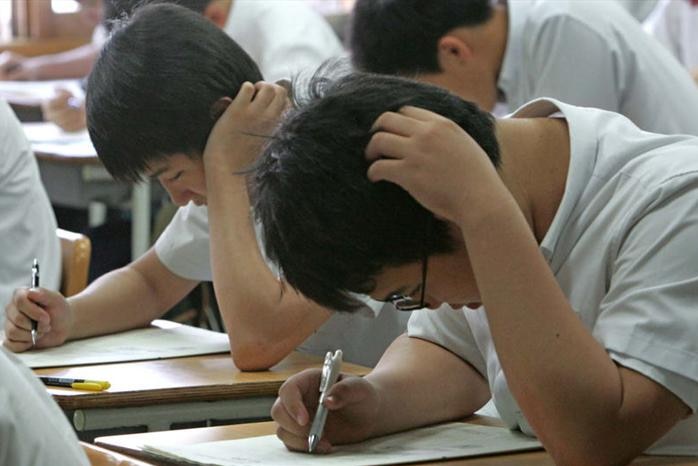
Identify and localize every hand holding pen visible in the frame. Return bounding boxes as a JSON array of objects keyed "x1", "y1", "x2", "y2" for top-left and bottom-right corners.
[{"x1": 308, "y1": 349, "x2": 343, "y2": 452}]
